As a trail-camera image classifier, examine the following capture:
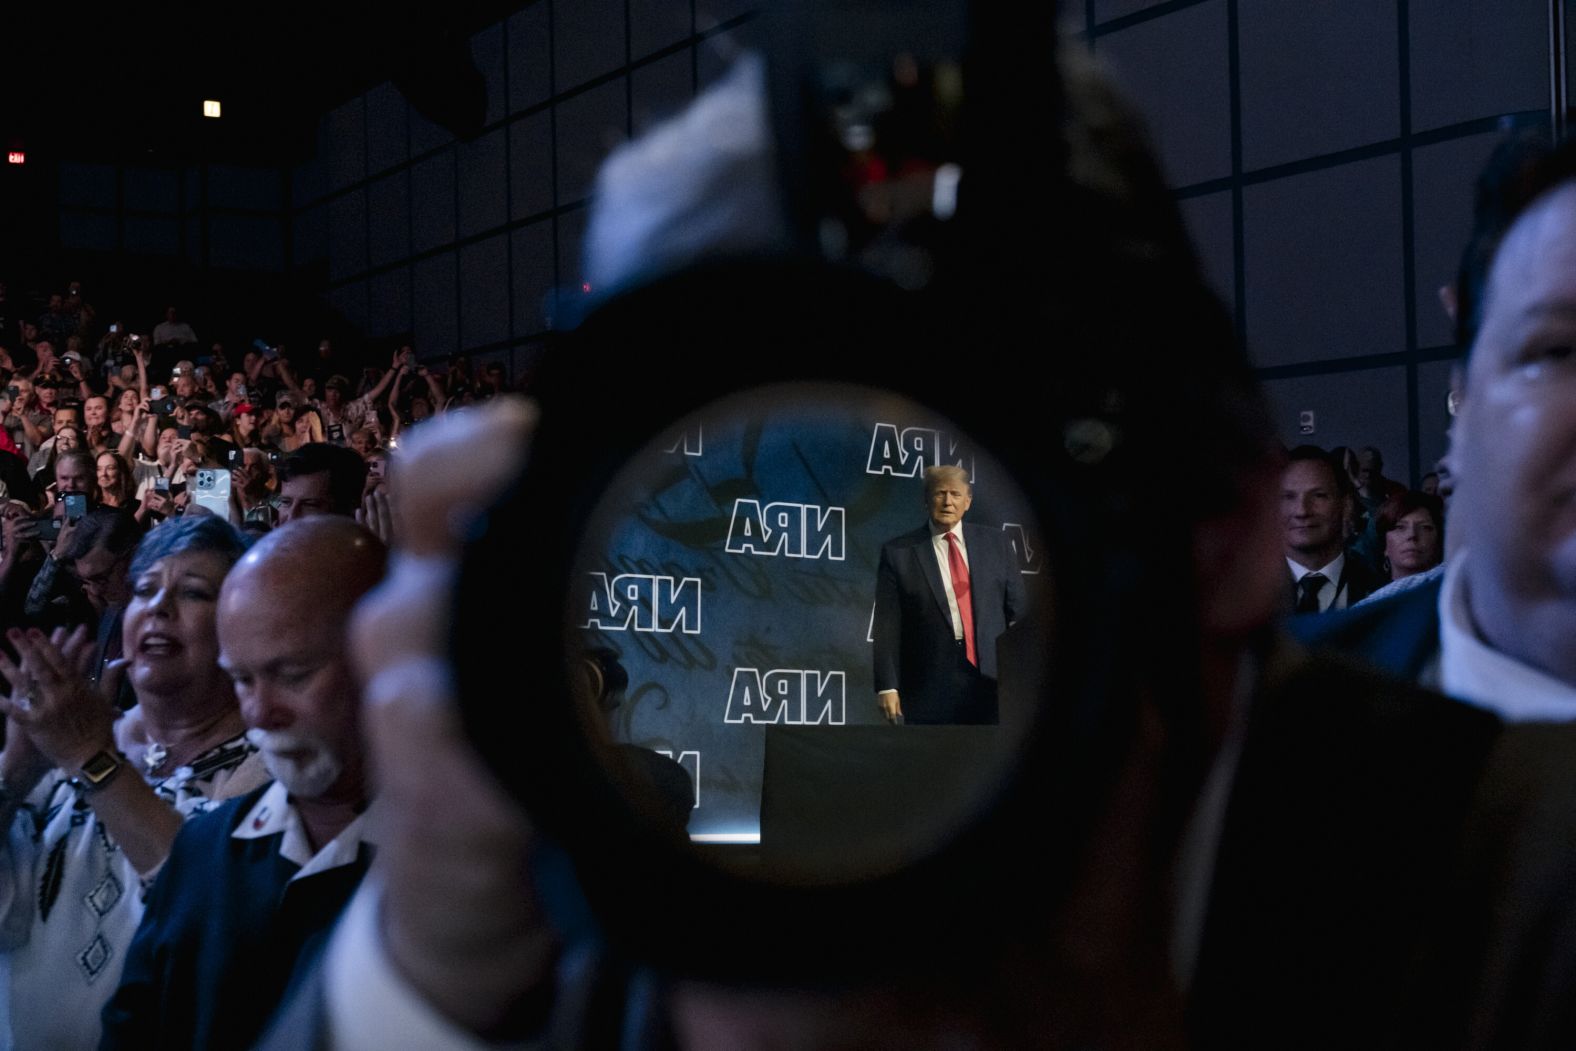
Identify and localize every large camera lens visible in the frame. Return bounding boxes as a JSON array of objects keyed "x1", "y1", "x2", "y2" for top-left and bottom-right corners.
[{"x1": 564, "y1": 381, "x2": 1048, "y2": 883}]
